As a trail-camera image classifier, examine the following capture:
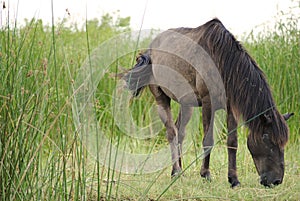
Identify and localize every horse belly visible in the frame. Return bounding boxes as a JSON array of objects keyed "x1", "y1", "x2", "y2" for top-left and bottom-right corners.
[{"x1": 151, "y1": 60, "x2": 207, "y2": 106}]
